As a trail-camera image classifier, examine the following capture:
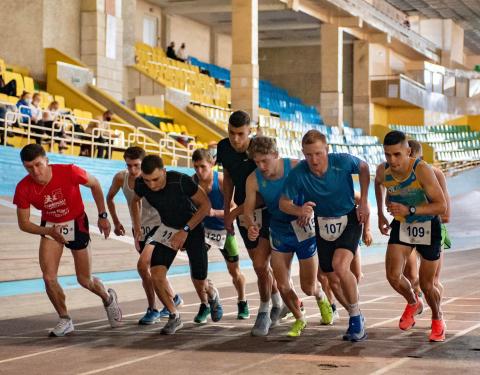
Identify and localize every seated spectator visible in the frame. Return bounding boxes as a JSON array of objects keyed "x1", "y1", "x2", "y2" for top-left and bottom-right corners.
[
  {"x1": 166, "y1": 42, "x2": 177, "y2": 60},
  {"x1": 16, "y1": 92, "x2": 32, "y2": 125},
  {"x1": 81, "y1": 110, "x2": 118, "y2": 159},
  {"x1": 0, "y1": 102, "x2": 16, "y2": 146},
  {"x1": 29, "y1": 93, "x2": 47, "y2": 144},
  {"x1": 177, "y1": 43, "x2": 188, "y2": 62},
  {"x1": 0, "y1": 74, "x2": 17, "y2": 97},
  {"x1": 43, "y1": 100, "x2": 68, "y2": 153}
]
